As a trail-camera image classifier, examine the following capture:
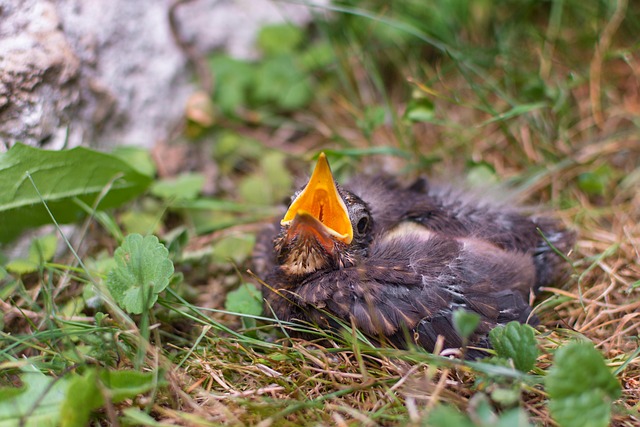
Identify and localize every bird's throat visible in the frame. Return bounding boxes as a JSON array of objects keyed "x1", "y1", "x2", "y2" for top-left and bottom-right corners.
[
  {"x1": 279, "y1": 212, "x2": 341, "y2": 276},
  {"x1": 280, "y1": 241, "x2": 334, "y2": 276}
]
